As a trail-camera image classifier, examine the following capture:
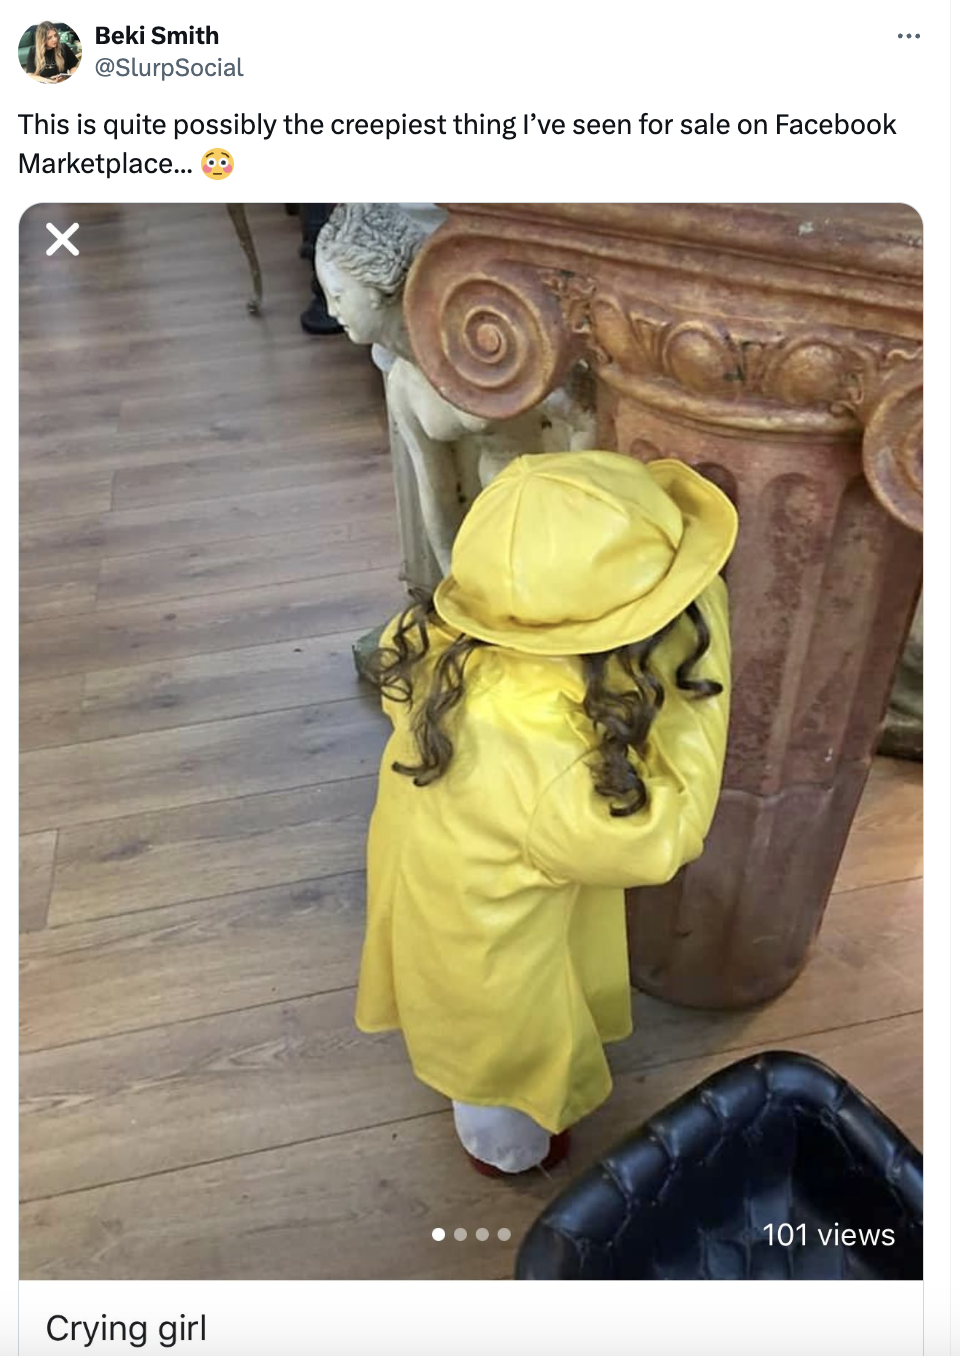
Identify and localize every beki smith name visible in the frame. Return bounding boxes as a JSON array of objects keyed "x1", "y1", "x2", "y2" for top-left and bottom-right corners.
[{"x1": 96, "y1": 26, "x2": 220, "y2": 45}]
